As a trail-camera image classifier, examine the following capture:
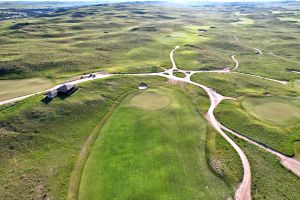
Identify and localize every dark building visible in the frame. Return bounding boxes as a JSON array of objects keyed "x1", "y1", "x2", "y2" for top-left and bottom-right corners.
[
  {"x1": 45, "y1": 89, "x2": 58, "y2": 99},
  {"x1": 138, "y1": 82, "x2": 148, "y2": 90},
  {"x1": 57, "y1": 84, "x2": 78, "y2": 95}
]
